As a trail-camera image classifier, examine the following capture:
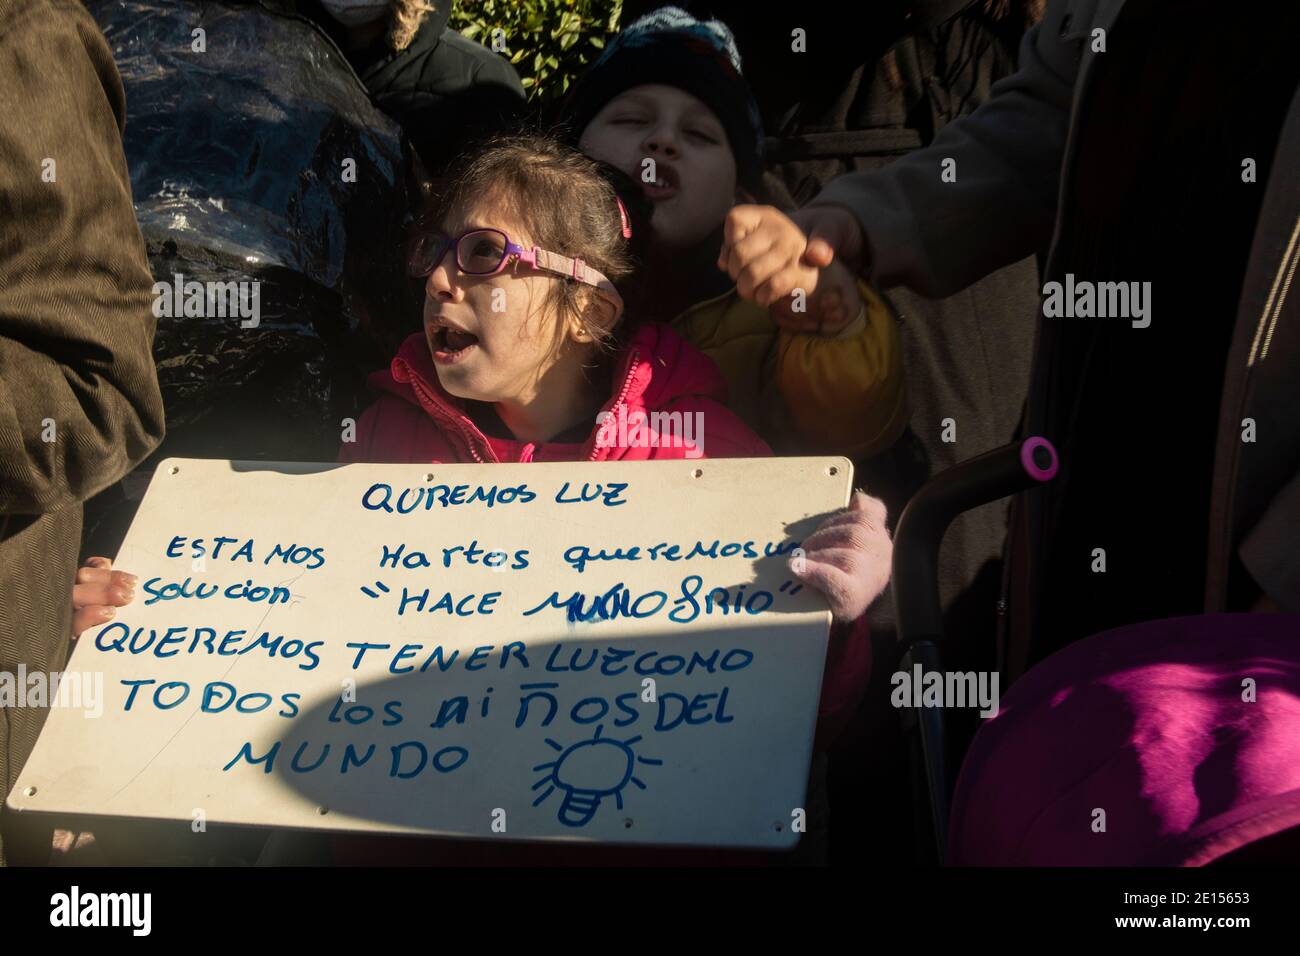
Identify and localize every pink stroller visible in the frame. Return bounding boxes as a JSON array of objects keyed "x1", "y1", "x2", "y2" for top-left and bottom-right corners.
[{"x1": 893, "y1": 438, "x2": 1300, "y2": 865}]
